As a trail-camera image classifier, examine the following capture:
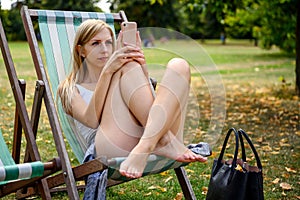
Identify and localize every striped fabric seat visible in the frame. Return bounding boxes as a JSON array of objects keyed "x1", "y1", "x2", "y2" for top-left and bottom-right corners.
[
  {"x1": 0, "y1": 129, "x2": 44, "y2": 185},
  {"x1": 107, "y1": 155, "x2": 188, "y2": 180},
  {"x1": 36, "y1": 10, "x2": 189, "y2": 179}
]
